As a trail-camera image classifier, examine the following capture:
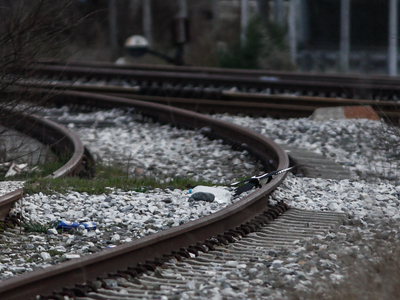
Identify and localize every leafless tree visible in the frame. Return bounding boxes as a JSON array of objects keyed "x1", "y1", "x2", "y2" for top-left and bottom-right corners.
[{"x1": 0, "y1": 0, "x2": 85, "y2": 169}]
